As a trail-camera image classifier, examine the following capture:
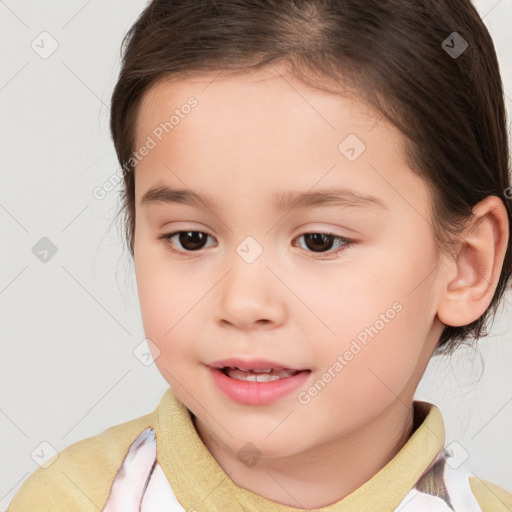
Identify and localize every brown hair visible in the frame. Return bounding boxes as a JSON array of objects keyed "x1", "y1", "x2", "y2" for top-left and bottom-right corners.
[{"x1": 109, "y1": 0, "x2": 511, "y2": 355}]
